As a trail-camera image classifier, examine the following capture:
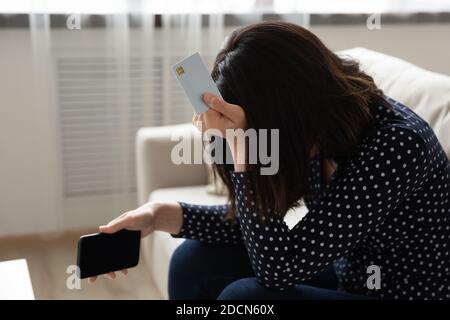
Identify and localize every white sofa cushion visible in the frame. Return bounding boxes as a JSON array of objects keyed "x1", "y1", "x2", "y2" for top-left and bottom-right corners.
[{"x1": 339, "y1": 48, "x2": 450, "y2": 156}]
